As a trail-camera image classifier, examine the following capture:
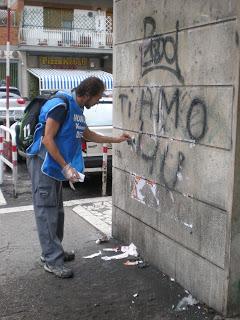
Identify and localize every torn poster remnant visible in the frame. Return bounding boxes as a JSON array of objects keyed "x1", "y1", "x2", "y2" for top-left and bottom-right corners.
[{"x1": 131, "y1": 174, "x2": 159, "y2": 208}]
